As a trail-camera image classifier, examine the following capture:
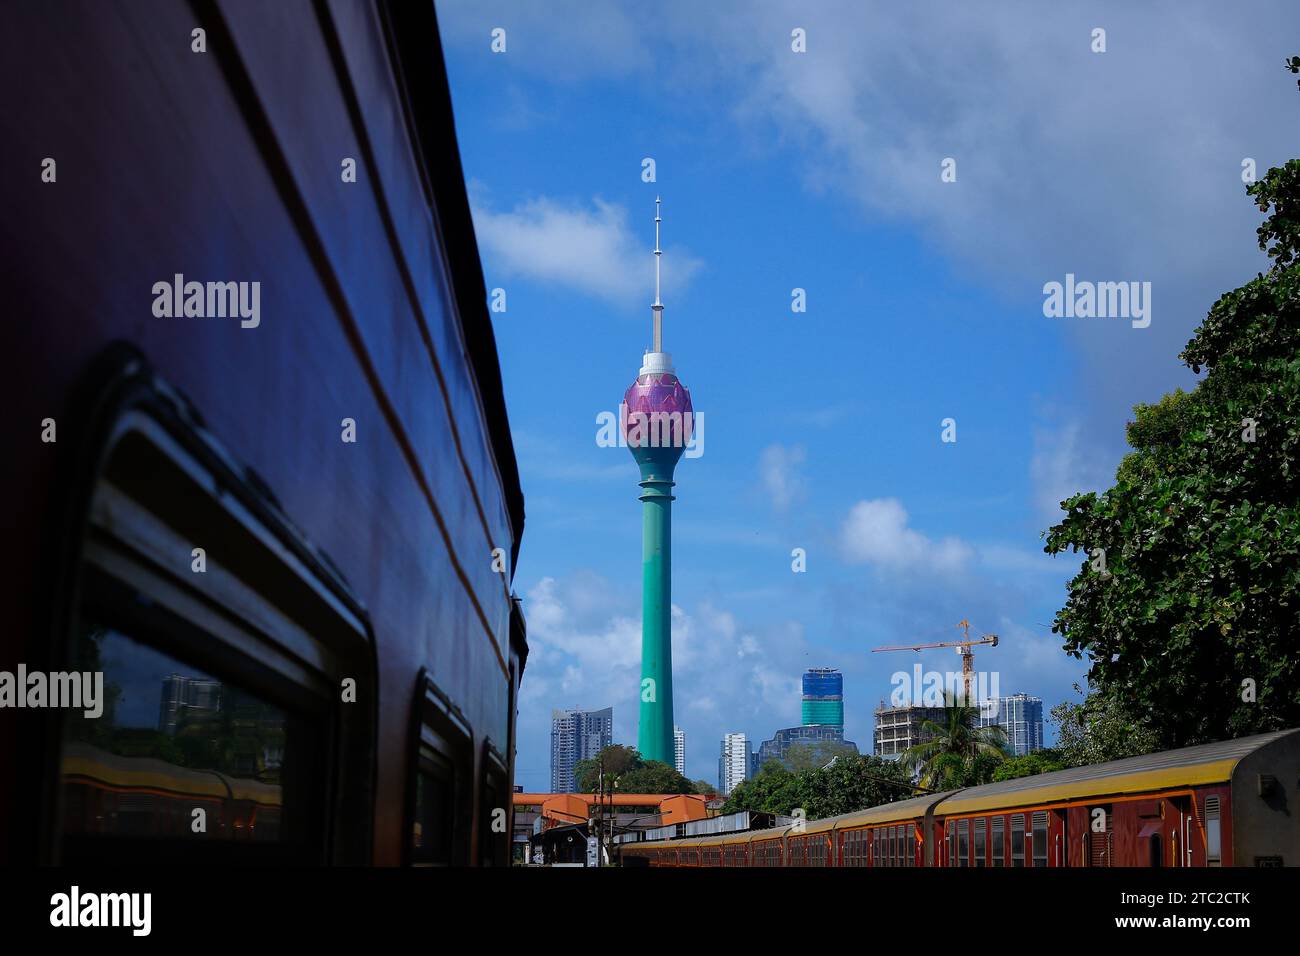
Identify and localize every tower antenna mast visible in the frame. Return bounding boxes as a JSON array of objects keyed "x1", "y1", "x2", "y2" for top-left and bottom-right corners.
[{"x1": 652, "y1": 196, "x2": 663, "y2": 353}]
